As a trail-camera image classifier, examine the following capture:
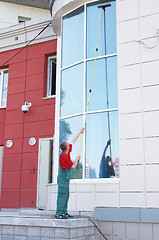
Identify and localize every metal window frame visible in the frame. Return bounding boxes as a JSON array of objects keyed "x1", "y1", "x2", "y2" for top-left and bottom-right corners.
[
  {"x1": 54, "y1": 0, "x2": 118, "y2": 182},
  {"x1": 0, "y1": 68, "x2": 8, "y2": 108},
  {"x1": 47, "y1": 56, "x2": 57, "y2": 97}
]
